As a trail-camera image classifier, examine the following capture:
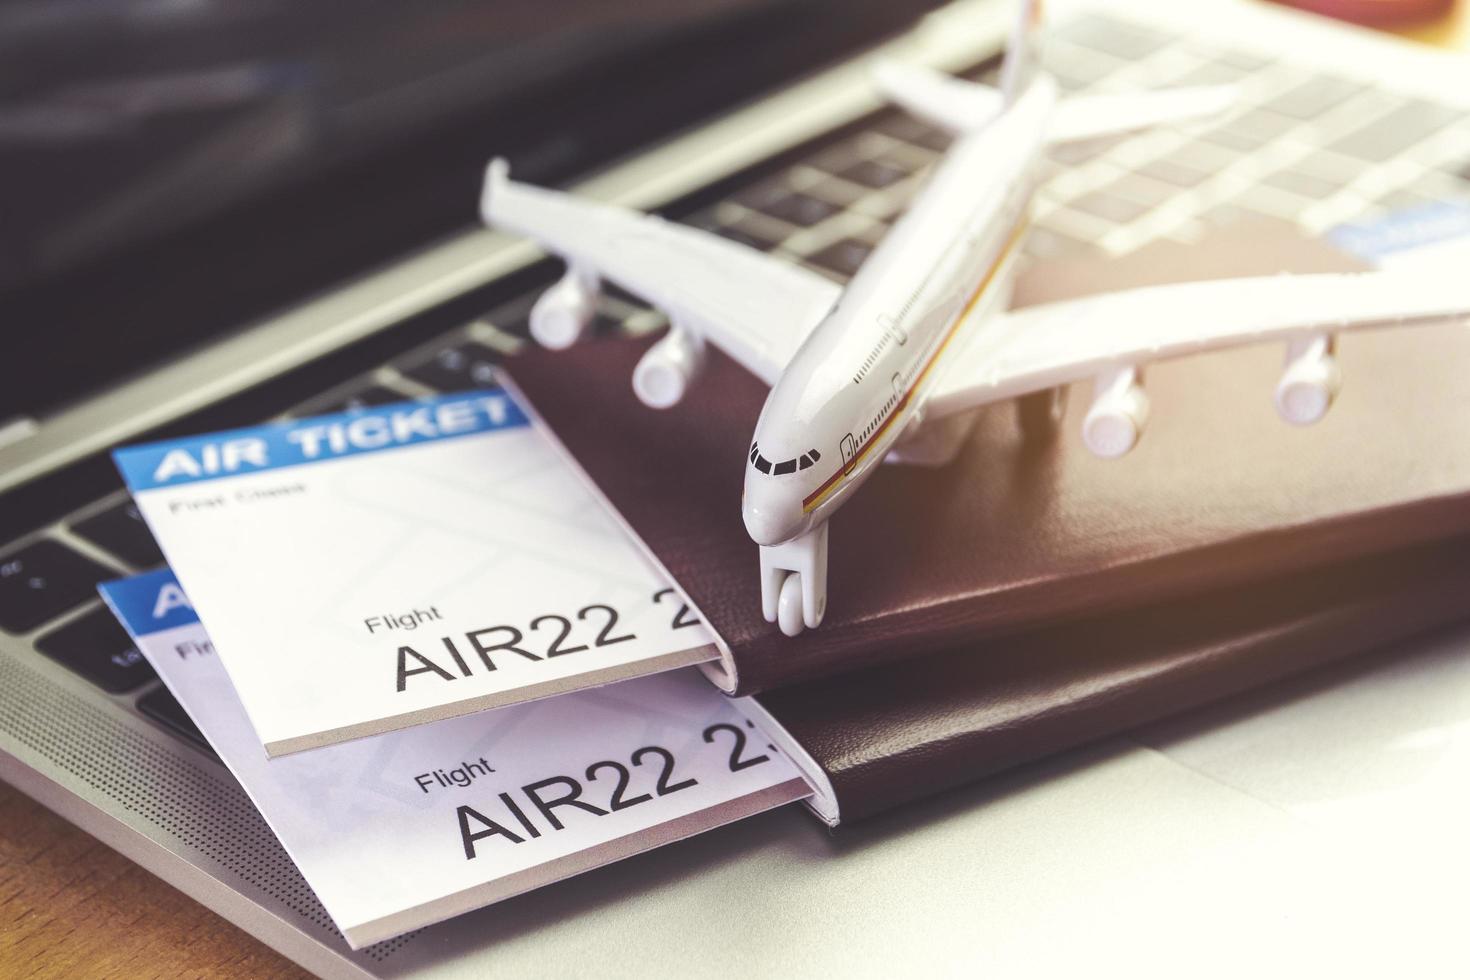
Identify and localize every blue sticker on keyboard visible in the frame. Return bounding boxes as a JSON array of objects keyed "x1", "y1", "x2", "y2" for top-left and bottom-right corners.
[{"x1": 1329, "y1": 200, "x2": 1470, "y2": 263}]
